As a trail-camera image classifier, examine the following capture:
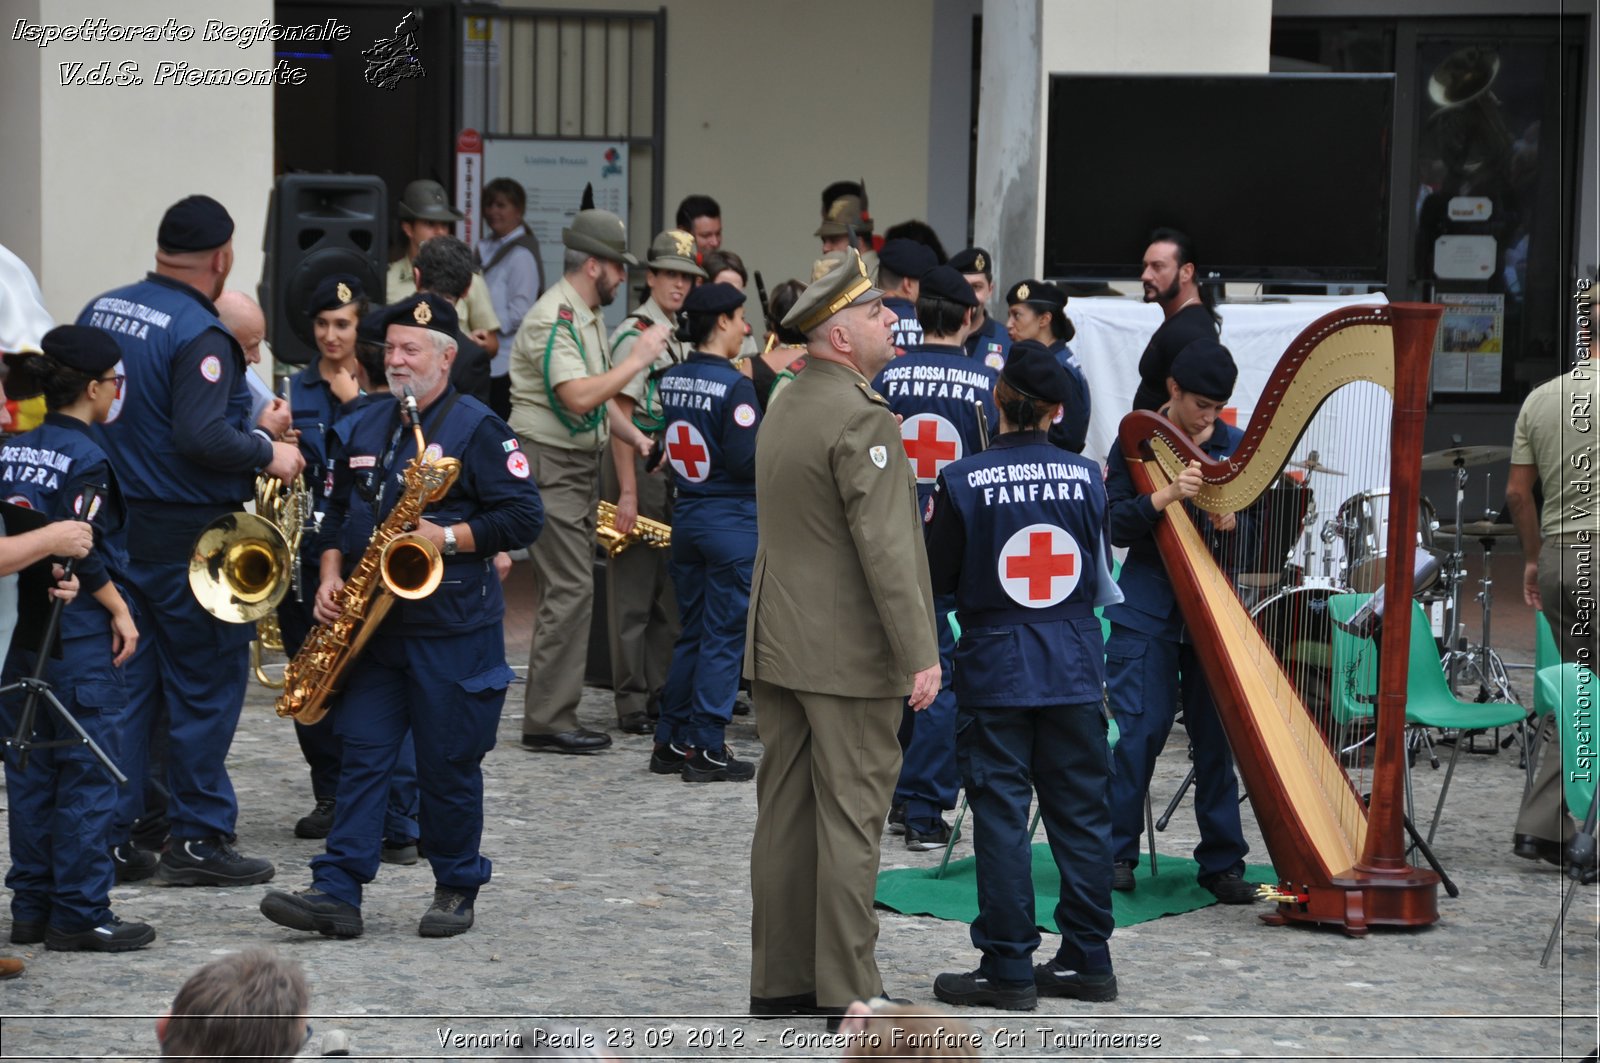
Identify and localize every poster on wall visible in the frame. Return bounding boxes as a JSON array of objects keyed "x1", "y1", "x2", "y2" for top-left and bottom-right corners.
[
  {"x1": 481, "y1": 138, "x2": 630, "y2": 331},
  {"x1": 1431, "y1": 292, "x2": 1504, "y2": 395}
]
